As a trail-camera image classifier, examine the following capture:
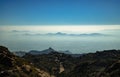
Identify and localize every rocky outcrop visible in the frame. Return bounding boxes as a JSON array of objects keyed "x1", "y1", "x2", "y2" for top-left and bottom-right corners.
[
  {"x1": 0, "y1": 46, "x2": 15, "y2": 67},
  {"x1": 0, "y1": 46, "x2": 51, "y2": 77}
]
